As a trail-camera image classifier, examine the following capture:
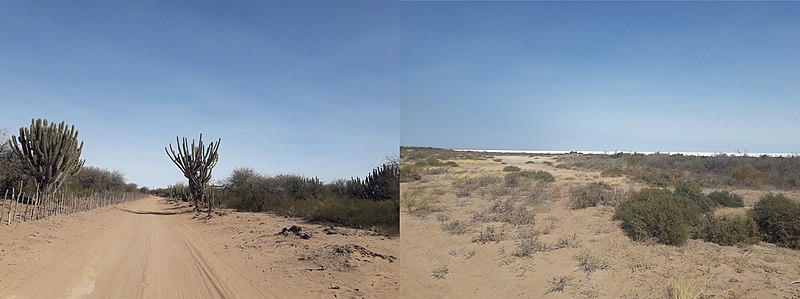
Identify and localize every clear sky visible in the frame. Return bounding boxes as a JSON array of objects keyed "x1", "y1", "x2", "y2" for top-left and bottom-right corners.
[
  {"x1": 0, "y1": 1, "x2": 398, "y2": 188},
  {"x1": 401, "y1": 2, "x2": 800, "y2": 154}
]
